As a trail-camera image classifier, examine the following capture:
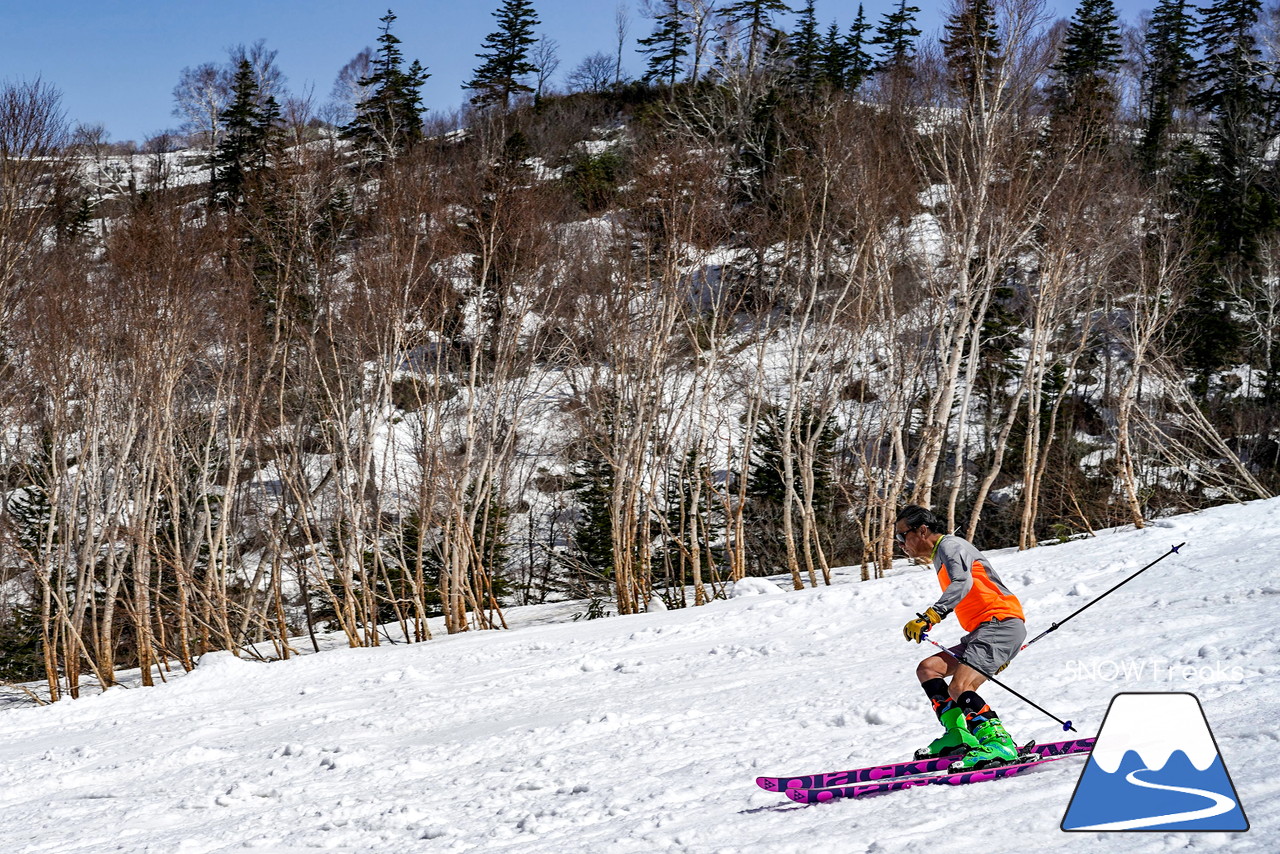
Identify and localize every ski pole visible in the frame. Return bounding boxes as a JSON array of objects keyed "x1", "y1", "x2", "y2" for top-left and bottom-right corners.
[
  {"x1": 1020, "y1": 542, "x2": 1185, "y2": 651},
  {"x1": 921, "y1": 634, "x2": 1078, "y2": 732}
]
